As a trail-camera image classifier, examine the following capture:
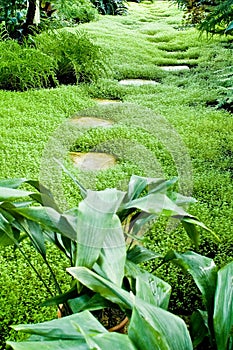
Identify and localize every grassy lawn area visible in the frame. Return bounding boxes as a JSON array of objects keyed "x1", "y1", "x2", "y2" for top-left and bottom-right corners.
[{"x1": 0, "y1": 1, "x2": 233, "y2": 348}]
